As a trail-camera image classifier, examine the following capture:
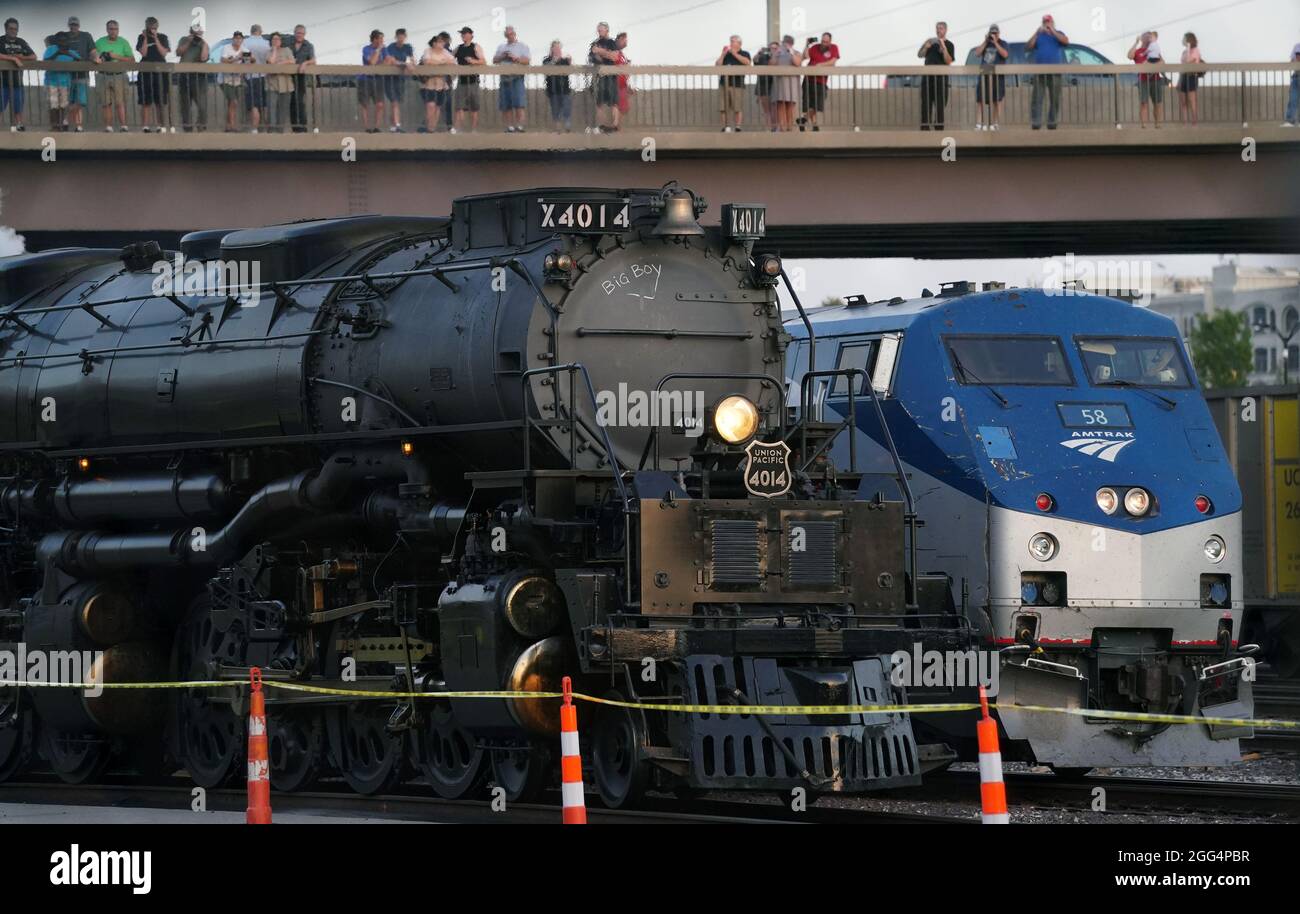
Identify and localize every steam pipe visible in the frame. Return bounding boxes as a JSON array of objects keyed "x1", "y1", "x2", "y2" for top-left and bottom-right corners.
[{"x1": 37, "y1": 449, "x2": 434, "y2": 574}]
